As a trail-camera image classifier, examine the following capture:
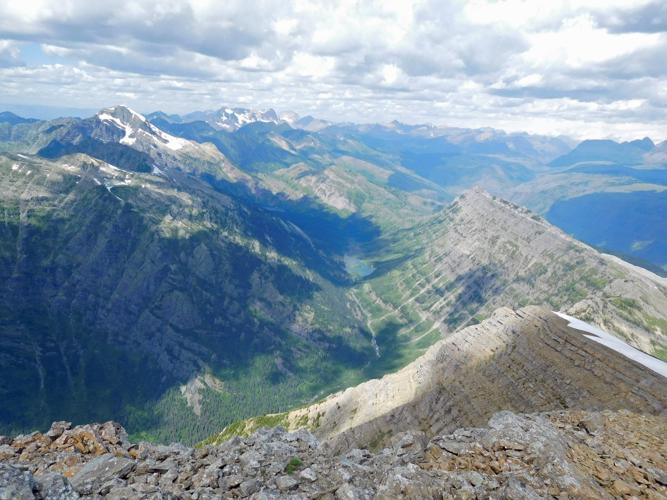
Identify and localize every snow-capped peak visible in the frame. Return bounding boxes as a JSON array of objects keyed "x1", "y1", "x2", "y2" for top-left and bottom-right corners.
[
  {"x1": 96, "y1": 105, "x2": 186, "y2": 151},
  {"x1": 214, "y1": 107, "x2": 280, "y2": 130},
  {"x1": 180, "y1": 106, "x2": 287, "y2": 132},
  {"x1": 97, "y1": 105, "x2": 147, "y2": 125},
  {"x1": 280, "y1": 111, "x2": 300, "y2": 125}
]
